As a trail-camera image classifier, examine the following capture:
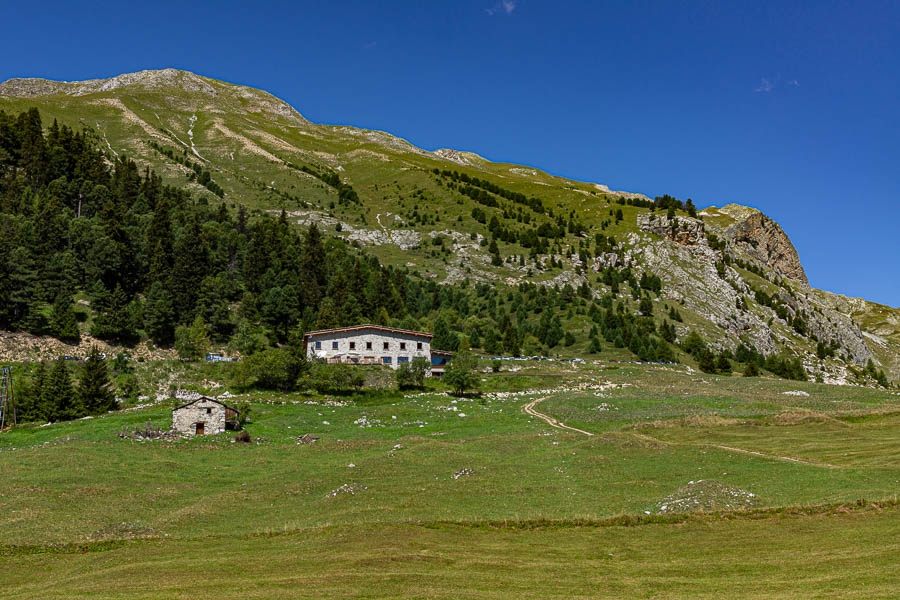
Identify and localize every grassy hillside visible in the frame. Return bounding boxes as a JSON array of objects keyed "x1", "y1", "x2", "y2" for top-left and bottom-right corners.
[
  {"x1": 1, "y1": 360, "x2": 899, "y2": 597},
  {"x1": 1, "y1": 68, "x2": 898, "y2": 384}
]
